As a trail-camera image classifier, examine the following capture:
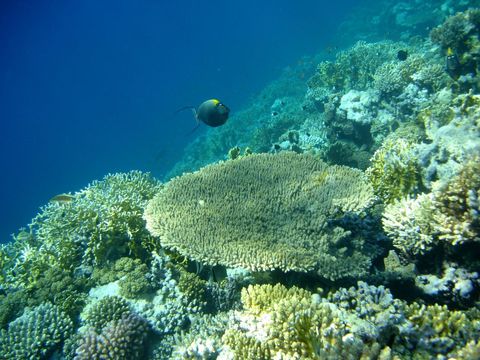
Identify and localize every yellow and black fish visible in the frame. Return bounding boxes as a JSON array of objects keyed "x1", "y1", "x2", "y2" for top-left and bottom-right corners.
[{"x1": 176, "y1": 99, "x2": 230, "y2": 133}]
